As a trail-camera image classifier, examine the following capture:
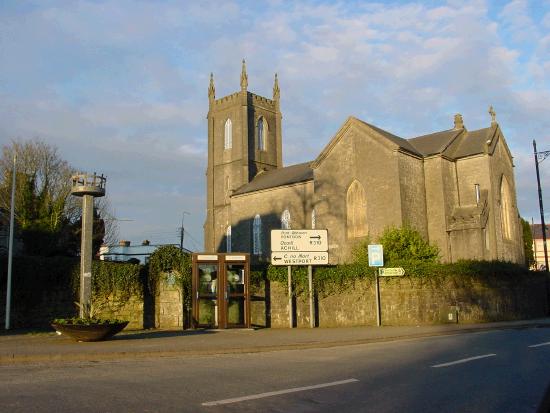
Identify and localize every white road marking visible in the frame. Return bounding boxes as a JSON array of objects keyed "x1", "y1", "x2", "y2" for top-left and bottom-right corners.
[
  {"x1": 431, "y1": 354, "x2": 497, "y2": 368},
  {"x1": 529, "y1": 342, "x2": 550, "y2": 348},
  {"x1": 202, "y1": 378, "x2": 359, "y2": 406}
]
